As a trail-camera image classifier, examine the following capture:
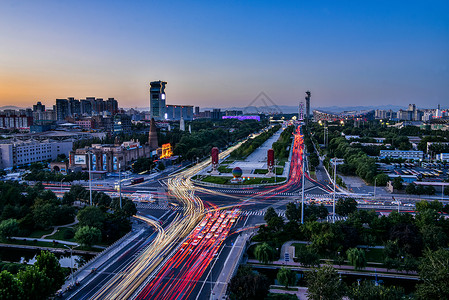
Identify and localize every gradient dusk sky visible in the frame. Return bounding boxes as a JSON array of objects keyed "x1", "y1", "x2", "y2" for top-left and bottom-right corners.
[{"x1": 0, "y1": 0, "x2": 448, "y2": 109}]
